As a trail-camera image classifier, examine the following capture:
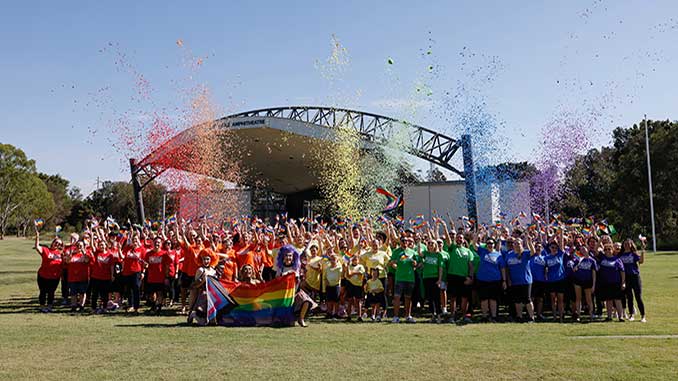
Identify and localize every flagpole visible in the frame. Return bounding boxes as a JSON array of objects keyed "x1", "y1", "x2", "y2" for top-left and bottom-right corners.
[{"x1": 644, "y1": 115, "x2": 657, "y2": 253}]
